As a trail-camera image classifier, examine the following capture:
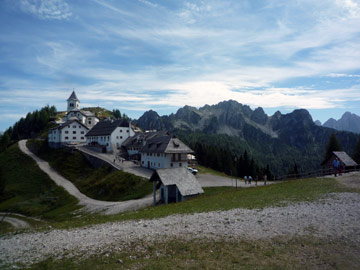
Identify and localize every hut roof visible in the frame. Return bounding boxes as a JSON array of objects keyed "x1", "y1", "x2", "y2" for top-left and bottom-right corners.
[
  {"x1": 333, "y1": 151, "x2": 358, "y2": 166},
  {"x1": 141, "y1": 135, "x2": 194, "y2": 154},
  {"x1": 85, "y1": 119, "x2": 130, "y2": 137},
  {"x1": 150, "y1": 168, "x2": 204, "y2": 196}
]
